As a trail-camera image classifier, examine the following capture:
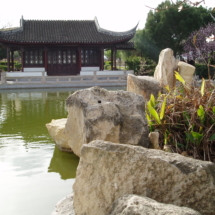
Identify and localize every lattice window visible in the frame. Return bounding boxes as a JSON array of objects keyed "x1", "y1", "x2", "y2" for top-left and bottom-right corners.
[
  {"x1": 81, "y1": 49, "x2": 99, "y2": 66},
  {"x1": 48, "y1": 49, "x2": 76, "y2": 65},
  {"x1": 58, "y1": 50, "x2": 62, "y2": 64},
  {"x1": 72, "y1": 51, "x2": 76, "y2": 64},
  {"x1": 24, "y1": 49, "x2": 43, "y2": 66},
  {"x1": 67, "y1": 50, "x2": 71, "y2": 64}
]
